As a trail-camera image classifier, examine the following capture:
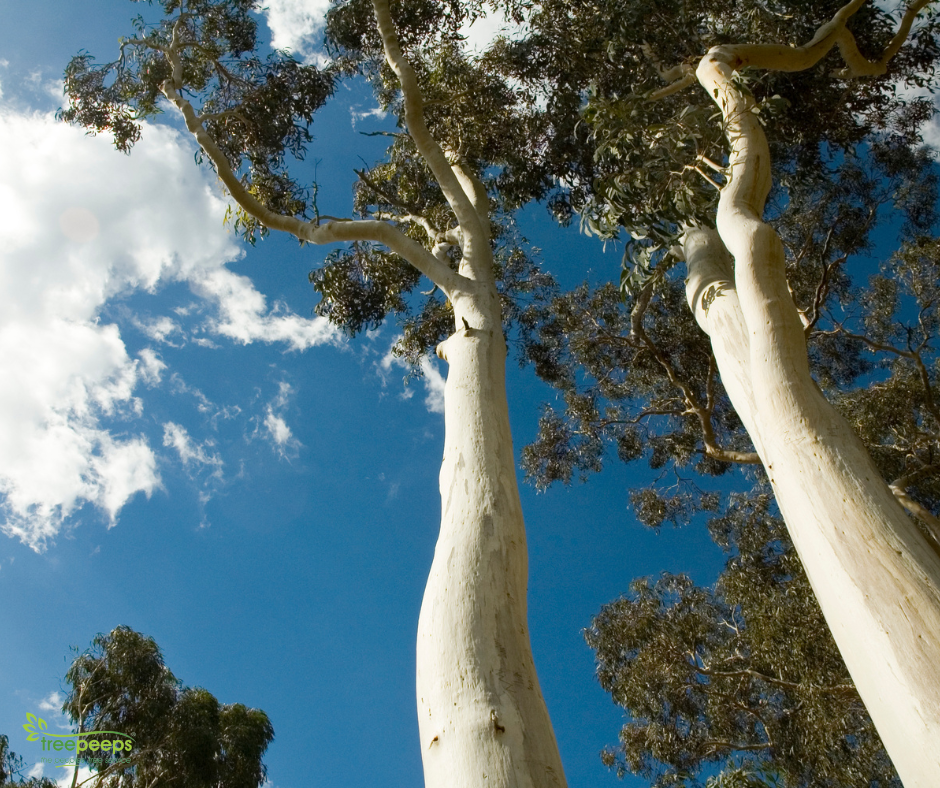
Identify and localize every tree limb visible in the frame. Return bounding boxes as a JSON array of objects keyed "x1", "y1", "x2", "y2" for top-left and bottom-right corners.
[
  {"x1": 156, "y1": 25, "x2": 469, "y2": 297},
  {"x1": 370, "y1": 0, "x2": 489, "y2": 263},
  {"x1": 889, "y1": 465, "x2": 940, "y2": 548},
  {"x1": 835, "y1": 0, "x2": 933, "y2": 77}
]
